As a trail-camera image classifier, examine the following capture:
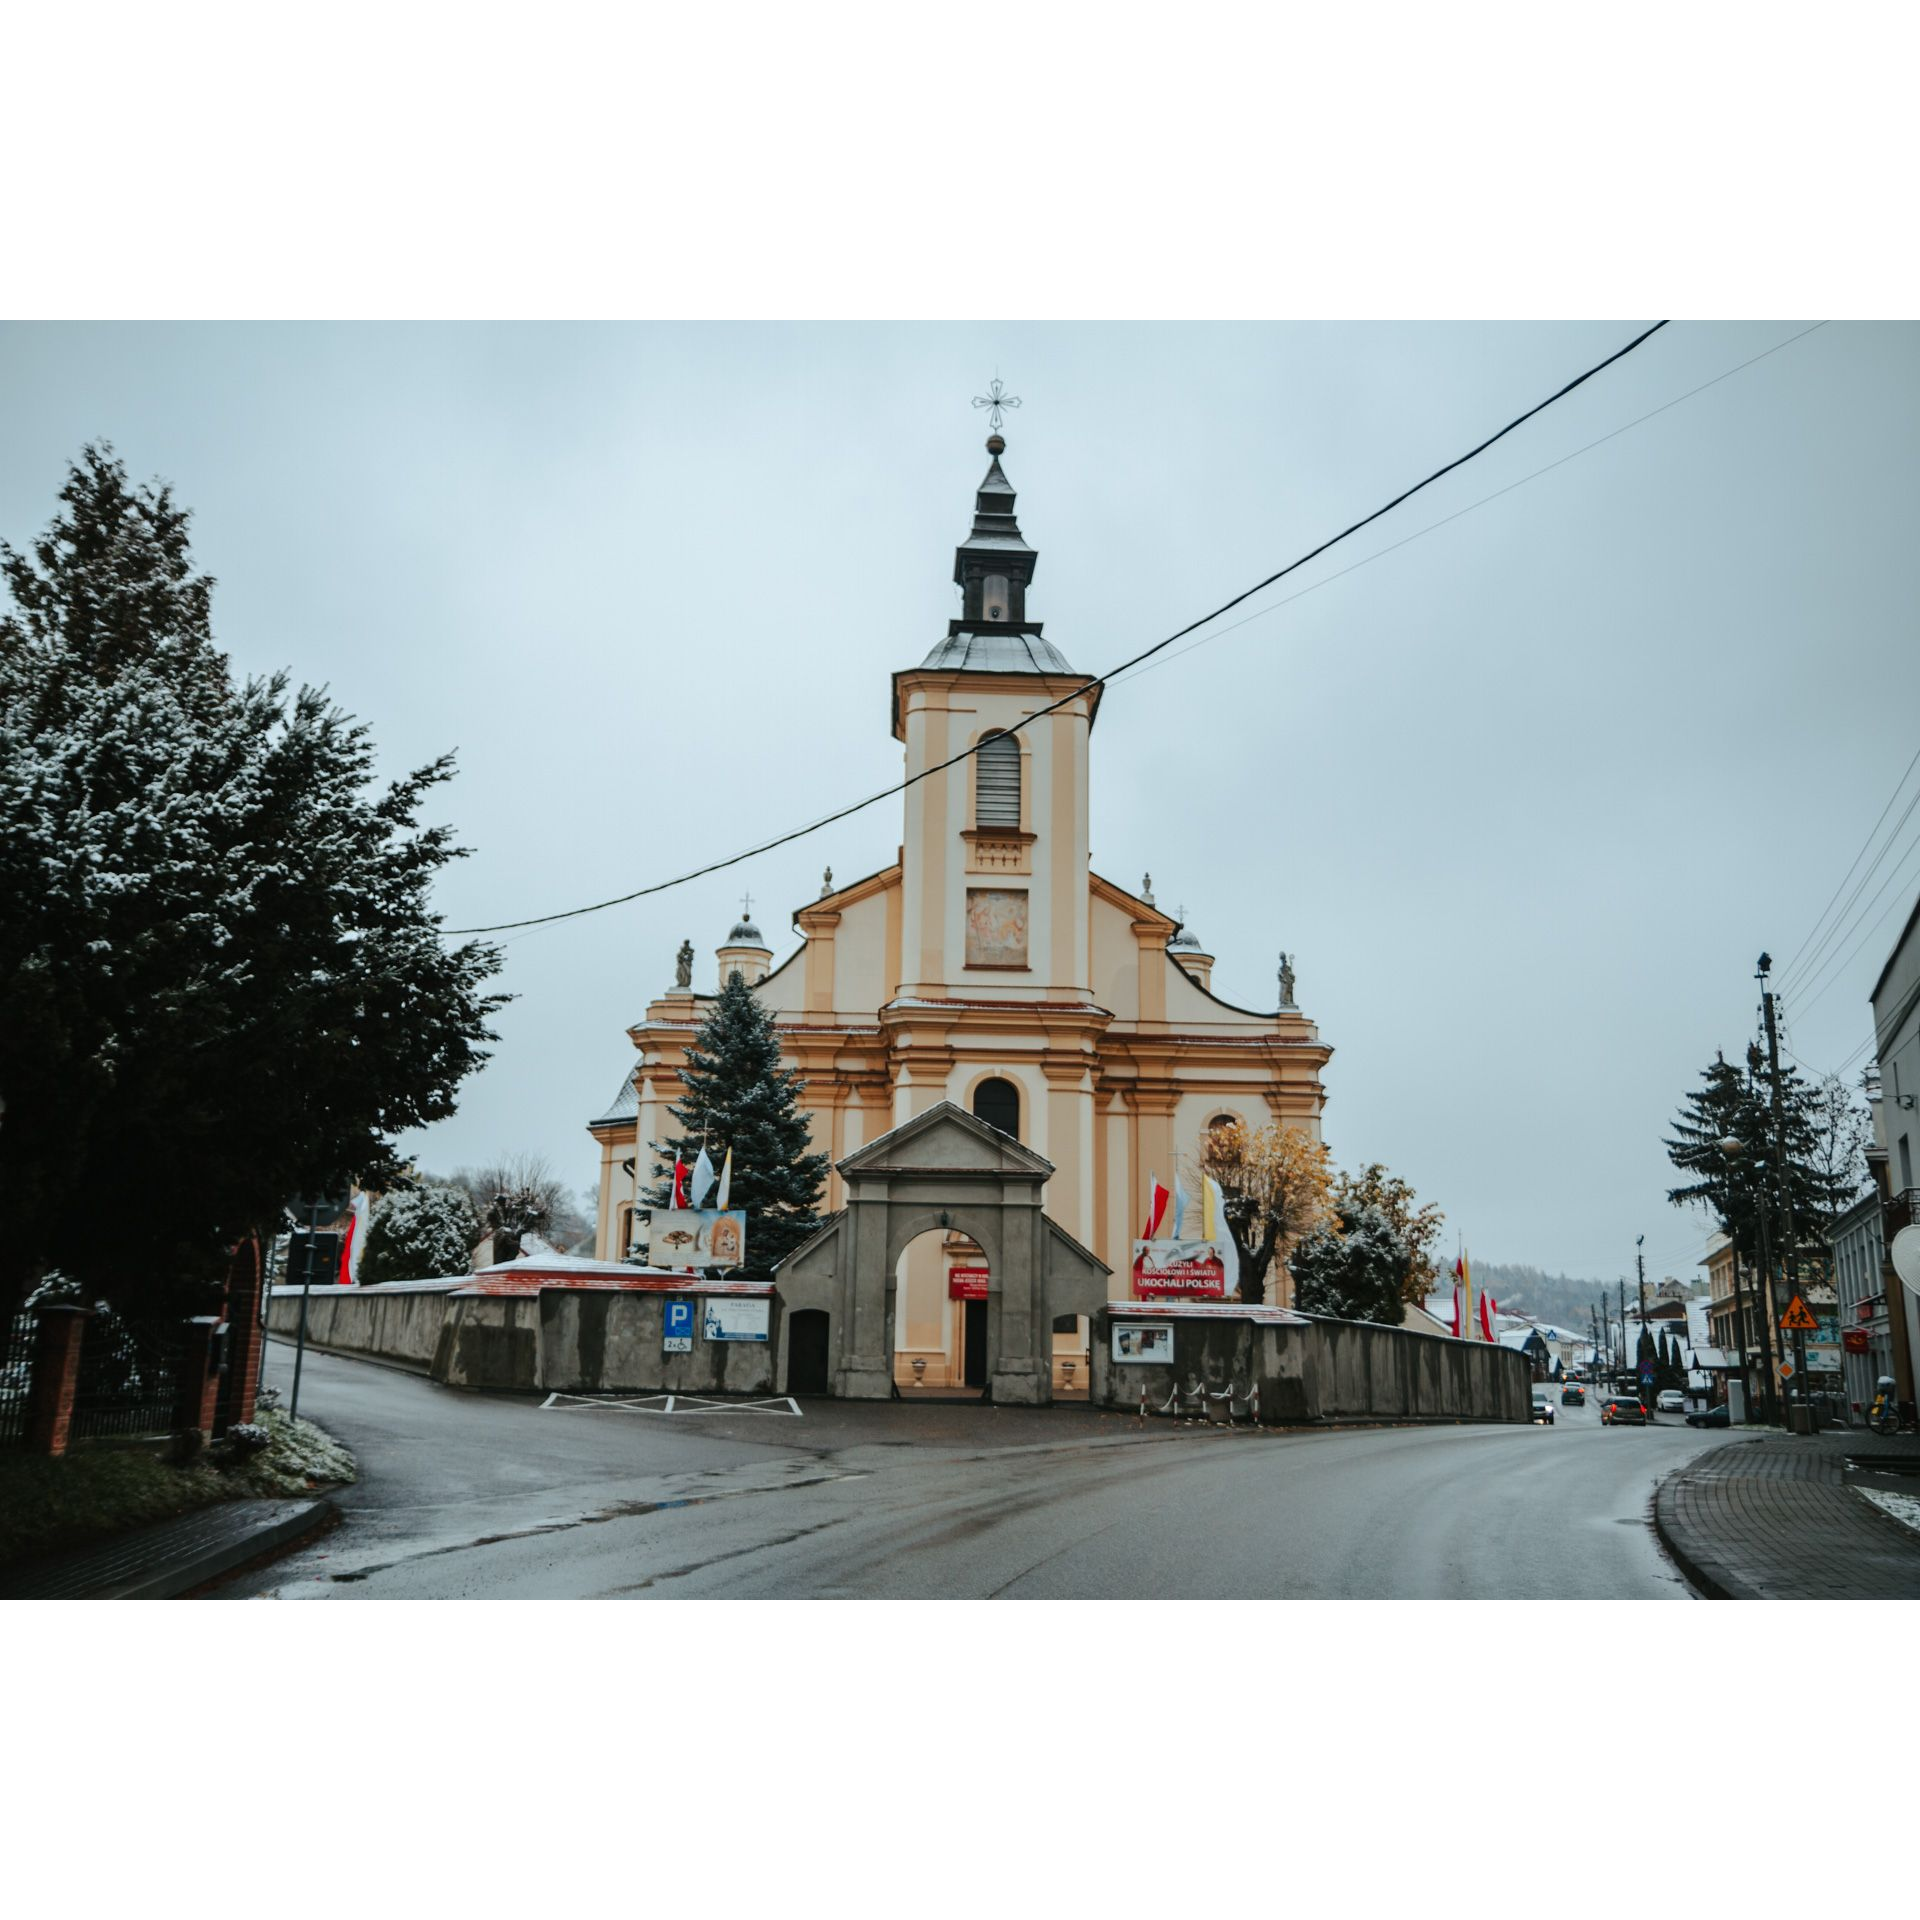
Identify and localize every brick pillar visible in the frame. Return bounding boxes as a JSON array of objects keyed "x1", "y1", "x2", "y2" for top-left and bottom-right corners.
[
  {"x1": 223, "y1": 1235, "x2": 265, "y2": 1428},
  {"x1": 26, "y1": 1306, "x2": 89, "y2": 1457},
  {"x1": 180, "y1": 1317, "x2": 224, "y2": 1432}
]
